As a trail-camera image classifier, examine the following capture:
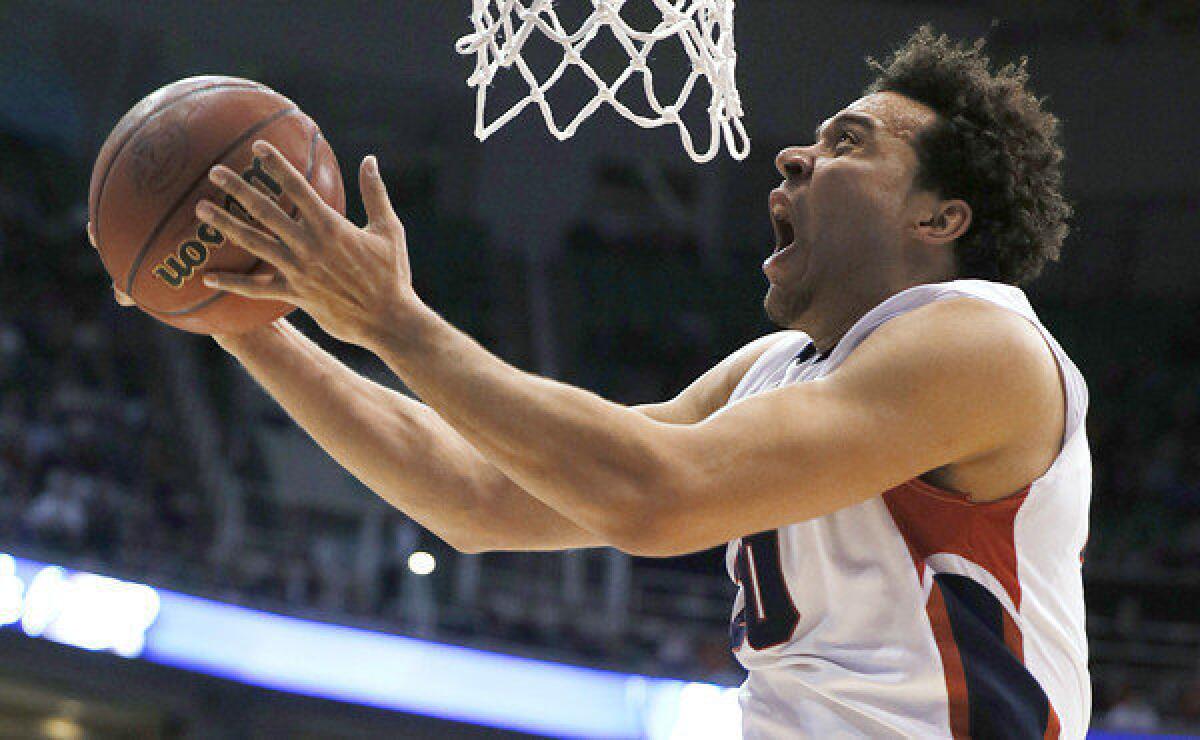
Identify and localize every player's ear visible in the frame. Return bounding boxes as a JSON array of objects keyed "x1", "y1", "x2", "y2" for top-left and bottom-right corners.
[{"x1": 914, "y1": 198, "x2": 971, "y2": 246}]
